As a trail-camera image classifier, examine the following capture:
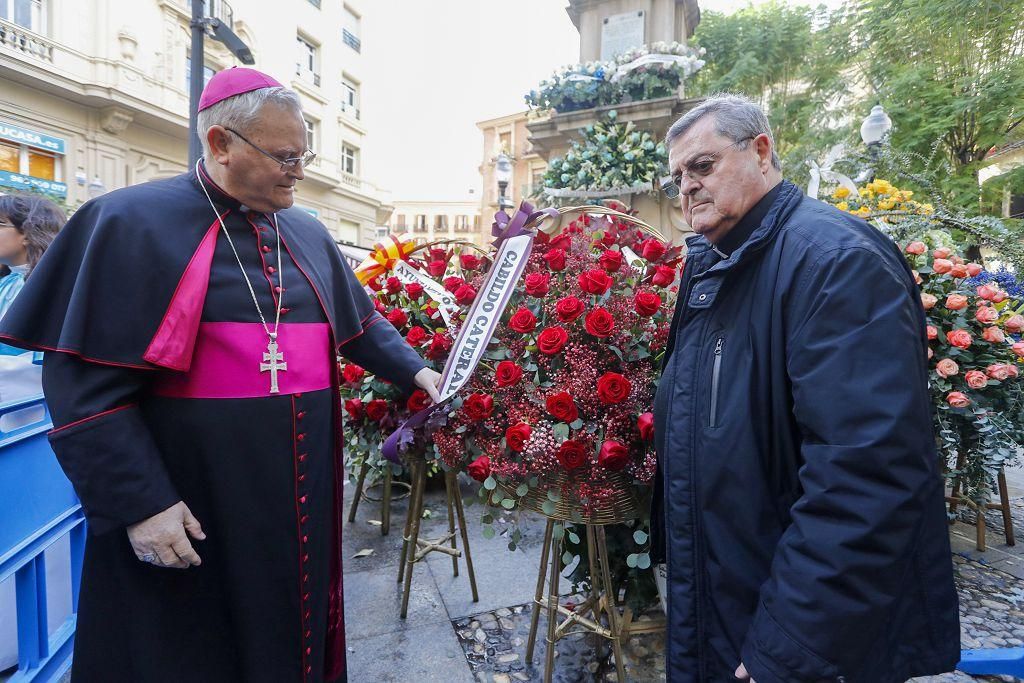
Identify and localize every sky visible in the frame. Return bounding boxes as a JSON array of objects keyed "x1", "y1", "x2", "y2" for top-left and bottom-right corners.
[{"x1": 360, "y1": 0, "x2": 845, "y2": 203}]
